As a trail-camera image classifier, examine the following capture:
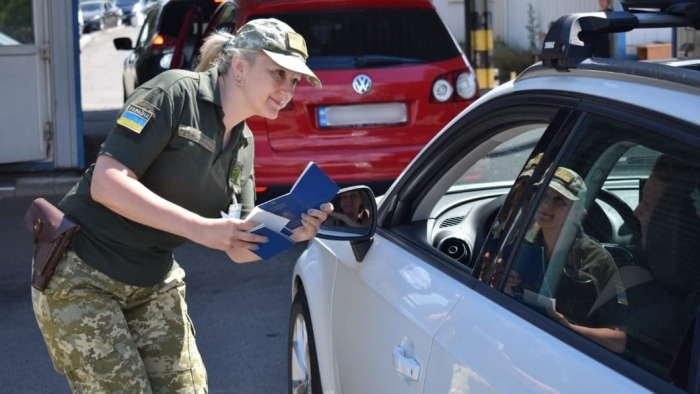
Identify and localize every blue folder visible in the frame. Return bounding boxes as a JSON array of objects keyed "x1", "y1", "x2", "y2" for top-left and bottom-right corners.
[{"x1": 251, "y1": 162, "x2": 339, "y2": 259}]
